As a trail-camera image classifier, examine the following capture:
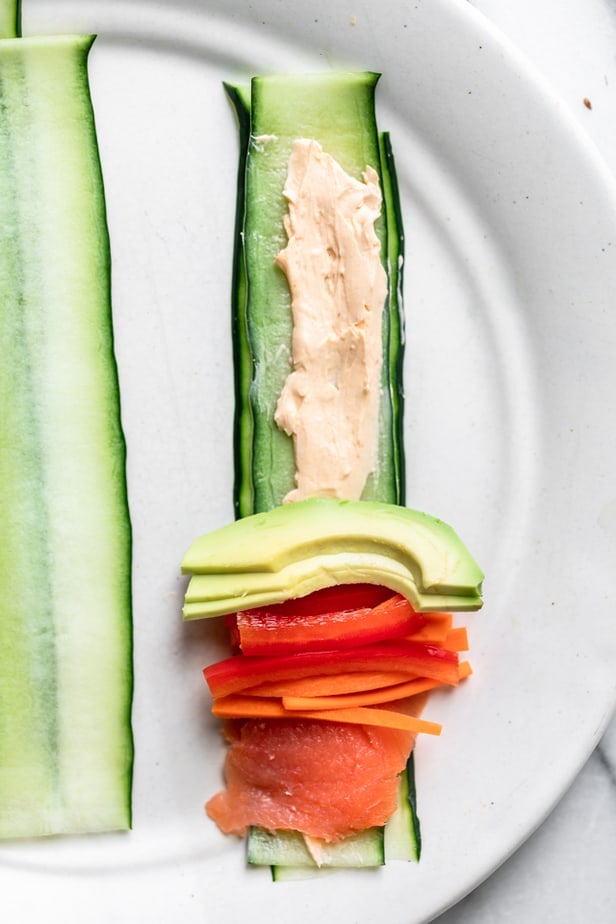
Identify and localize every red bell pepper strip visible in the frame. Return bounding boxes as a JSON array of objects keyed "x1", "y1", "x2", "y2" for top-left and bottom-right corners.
[
  {"x1": 203, "y1": 639, "x2": 460, "y2": 699},
  {"x1": 228, "y1": 590, "x2": 427, "y2": 656},
  {"x1": 225, "y1": 583, "x2": 393, "y2": 648},
  {"x1": 250, "y1": 583, "x2": 393, "y2": 615}
]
